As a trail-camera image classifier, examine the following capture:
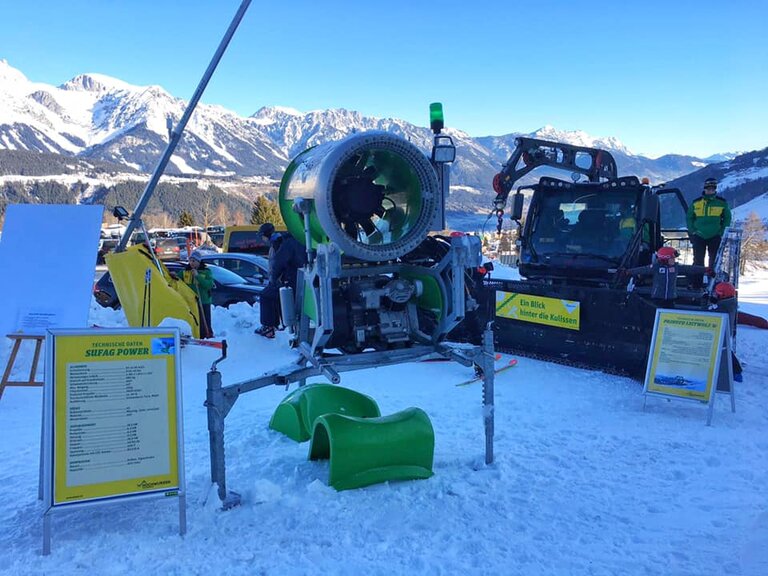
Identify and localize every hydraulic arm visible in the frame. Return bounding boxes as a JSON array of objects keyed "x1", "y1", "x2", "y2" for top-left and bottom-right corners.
[{"x1": 491, "y1": 137, "x2": 618, "y2": 233}]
